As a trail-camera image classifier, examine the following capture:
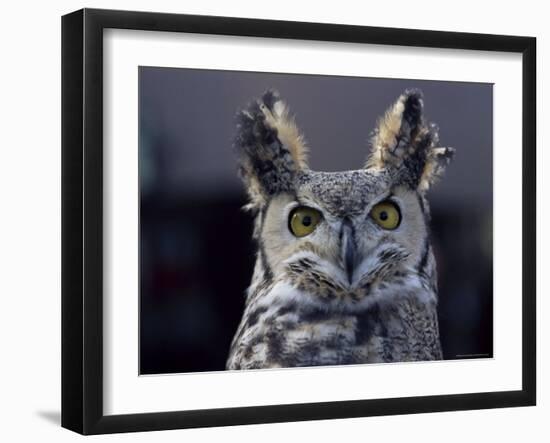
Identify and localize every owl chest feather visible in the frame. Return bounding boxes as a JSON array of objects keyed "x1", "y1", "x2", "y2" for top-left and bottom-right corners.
[{"x1": 226, "y1": 279, "x2": 442, "y2": 370}]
